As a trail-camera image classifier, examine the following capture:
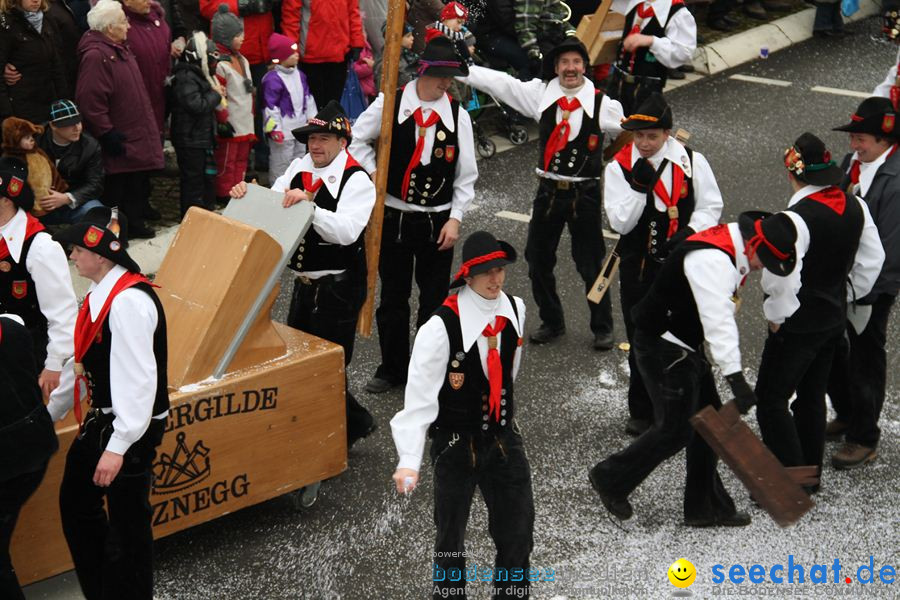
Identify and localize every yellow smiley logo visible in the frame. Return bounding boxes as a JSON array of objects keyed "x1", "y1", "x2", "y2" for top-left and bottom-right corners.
[{"x1": 668, "y1": 558, "x2": 696, "y2": 588}]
